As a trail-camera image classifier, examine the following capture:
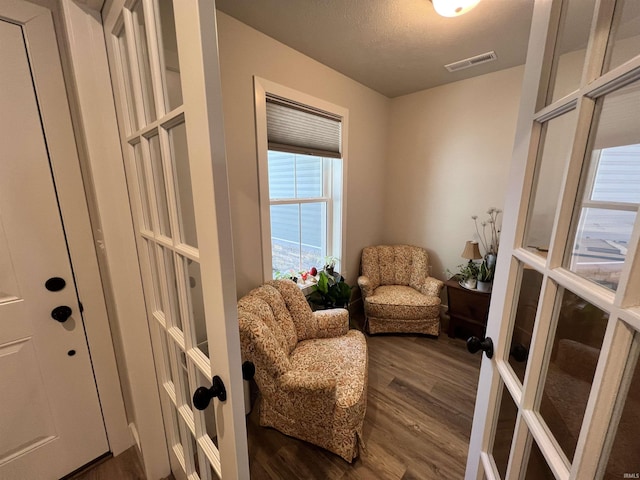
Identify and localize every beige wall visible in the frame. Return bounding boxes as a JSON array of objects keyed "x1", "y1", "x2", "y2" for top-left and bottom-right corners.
[
  {"x1": 216, "y1": 12, "x2": 390, "y2": 295},
  {"x1": 383, "y1": 65, "x2": 525, "y2": 279}
]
